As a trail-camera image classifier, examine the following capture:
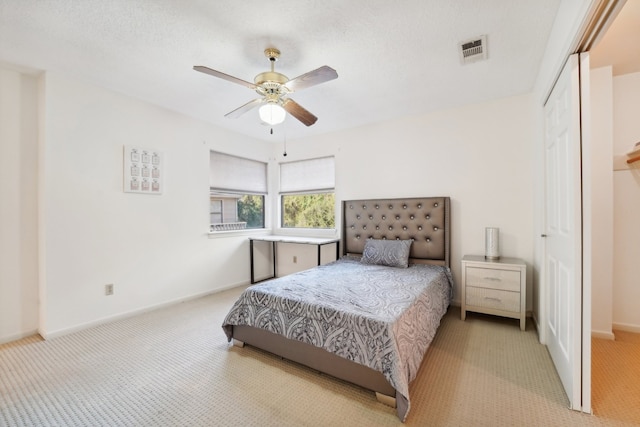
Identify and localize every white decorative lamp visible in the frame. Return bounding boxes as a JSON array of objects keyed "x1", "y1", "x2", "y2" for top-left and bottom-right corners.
[
  {"x1": 259, "y1": 103, "x2": 286, "y2": 125},
  {"x1": 485, "y1": 227, "x2": 500, "y2": 260}
]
